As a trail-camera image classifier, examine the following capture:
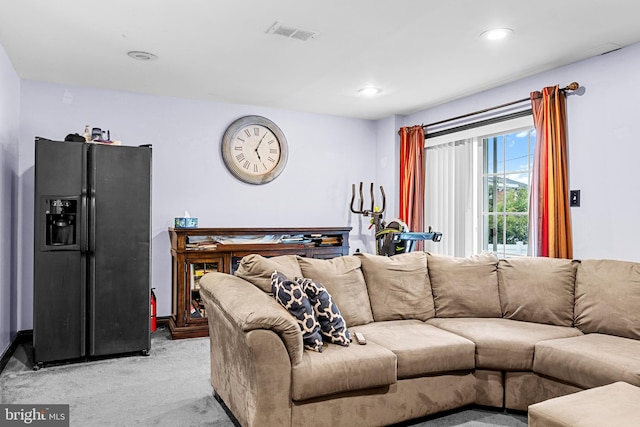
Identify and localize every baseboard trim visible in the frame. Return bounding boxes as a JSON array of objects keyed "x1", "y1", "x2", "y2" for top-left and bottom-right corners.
[
  {"x1": 0, "y1": 330, "x2": 33, "y2": 375},
  {"x1": 156, "y1": 316, "x2": 170, "y2": 328}
]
